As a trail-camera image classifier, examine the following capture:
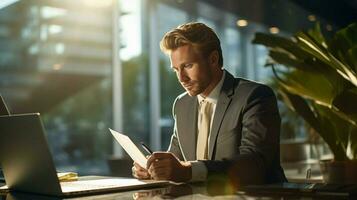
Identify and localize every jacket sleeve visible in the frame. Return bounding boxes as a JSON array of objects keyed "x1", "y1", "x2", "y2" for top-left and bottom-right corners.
[{"x1": 202, "y1": 85, "x2": 284, "y2": 185}]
